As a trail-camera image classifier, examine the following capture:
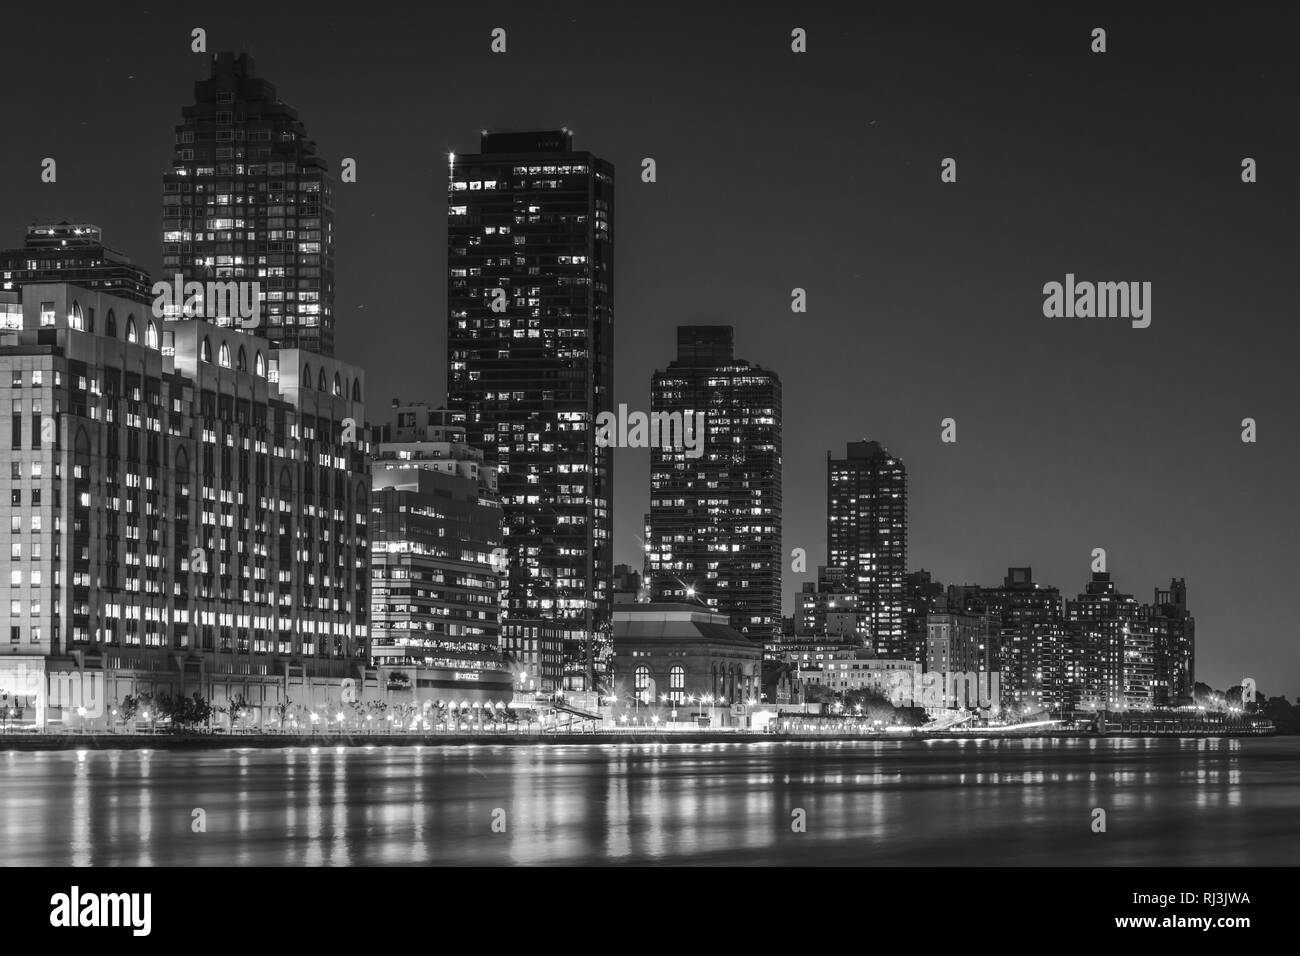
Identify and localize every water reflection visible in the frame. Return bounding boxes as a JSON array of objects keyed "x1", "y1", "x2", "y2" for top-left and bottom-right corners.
[{"x1": 0, "y1": 737, "x2": 1294, "y2": 866}]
